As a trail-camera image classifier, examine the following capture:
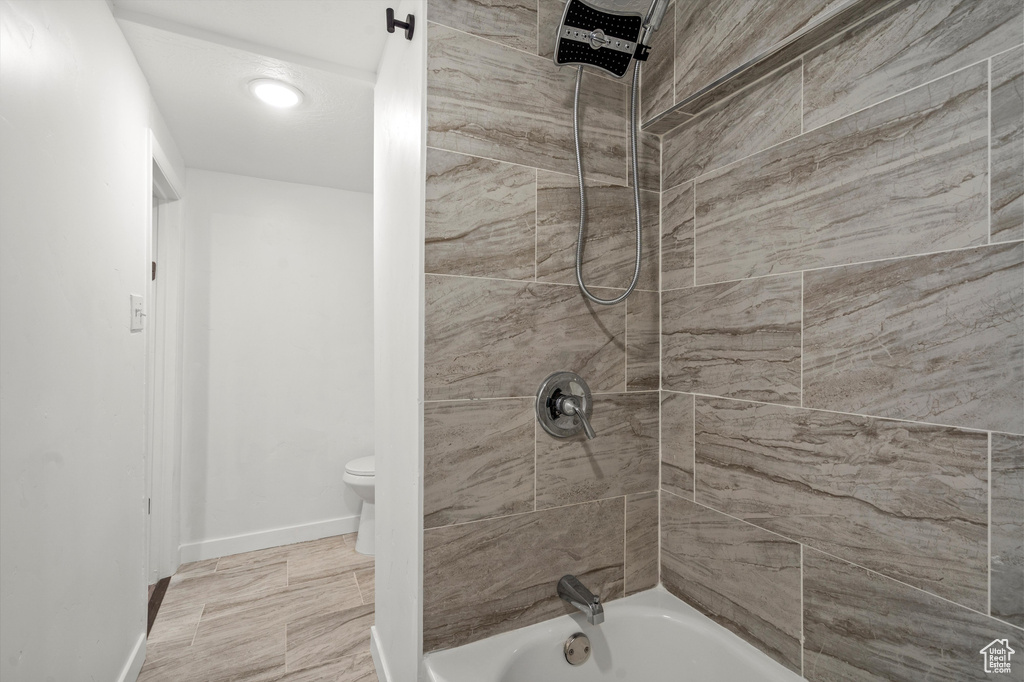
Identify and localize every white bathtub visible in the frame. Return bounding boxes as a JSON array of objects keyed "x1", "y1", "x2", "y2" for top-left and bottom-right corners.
[{"x1": 423, "y1": 586, "x2": 803, "y2": 682}]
